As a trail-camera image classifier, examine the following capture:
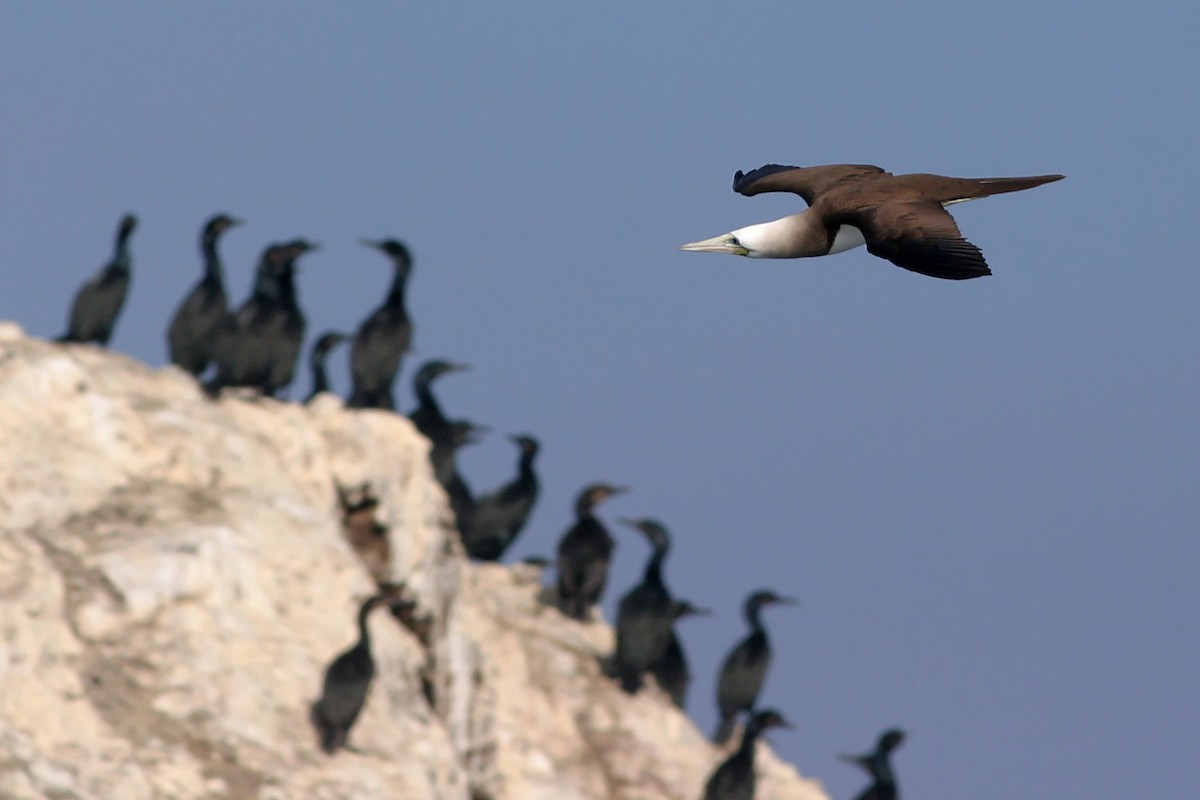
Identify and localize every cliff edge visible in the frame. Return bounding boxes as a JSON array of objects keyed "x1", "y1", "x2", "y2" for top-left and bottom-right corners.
[{"x1": 0, "y1": 323, "x2": 828, "y2": 800}]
